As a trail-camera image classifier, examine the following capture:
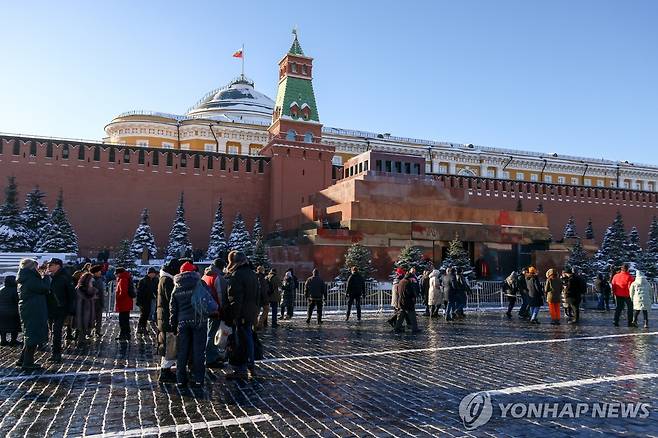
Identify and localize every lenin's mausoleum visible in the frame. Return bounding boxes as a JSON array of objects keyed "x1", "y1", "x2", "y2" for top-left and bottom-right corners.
[{"x1": 2, "y1": 32, "x2": 658, "y2": 279}]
